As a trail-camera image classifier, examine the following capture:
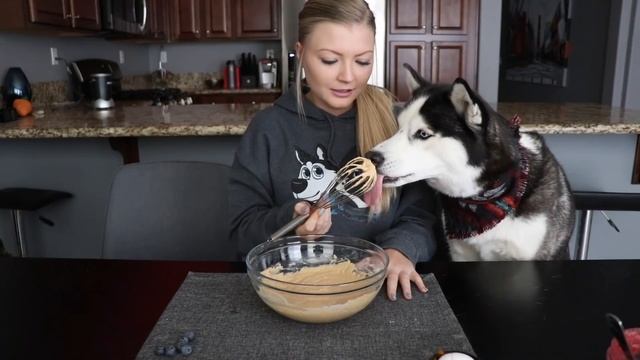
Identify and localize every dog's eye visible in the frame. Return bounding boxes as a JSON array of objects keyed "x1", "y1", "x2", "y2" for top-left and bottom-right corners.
[
  {"x1": 311, "y1": 165, "x2": 324, "y2": 179},
  {"x1": 414, "y1": 129, "x2": 432, "y2": 140}
]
